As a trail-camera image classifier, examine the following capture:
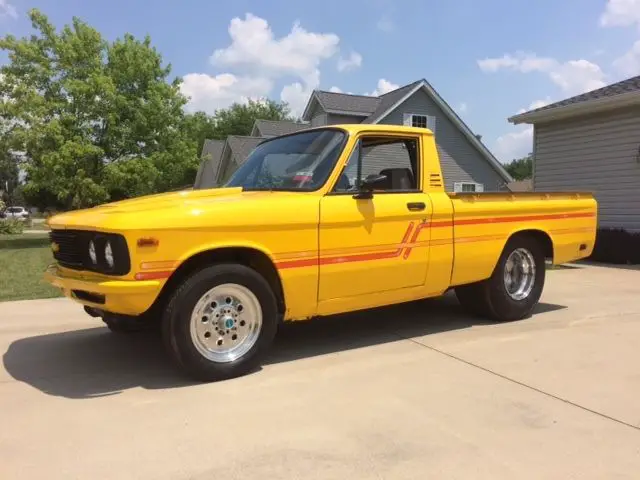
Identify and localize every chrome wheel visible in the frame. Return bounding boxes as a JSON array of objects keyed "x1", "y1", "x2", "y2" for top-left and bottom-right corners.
[
  {"x1": 503, "y1": 248, "x2": 536, "y2": 301},
  {"x1": 190, "y1": 283, "x2": 262, "y2": 363}
]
